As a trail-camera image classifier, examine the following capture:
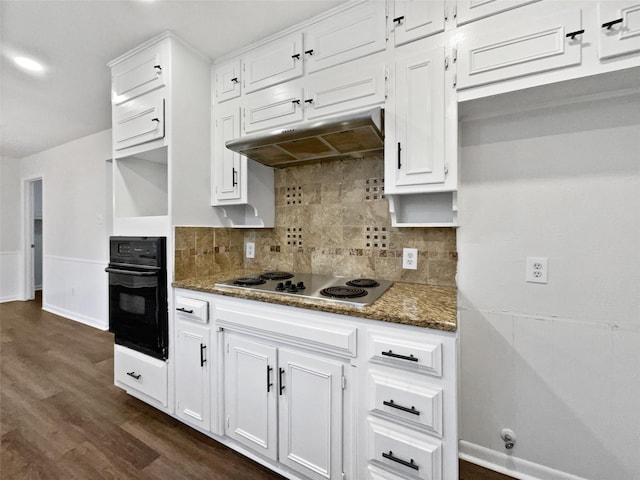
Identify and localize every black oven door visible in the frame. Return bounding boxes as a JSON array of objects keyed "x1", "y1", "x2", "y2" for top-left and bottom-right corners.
[{"x1": 106, "y1": 266, "x2": 167, "y2": 359}]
